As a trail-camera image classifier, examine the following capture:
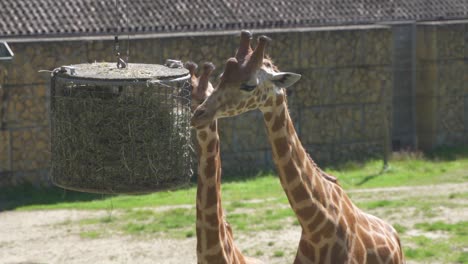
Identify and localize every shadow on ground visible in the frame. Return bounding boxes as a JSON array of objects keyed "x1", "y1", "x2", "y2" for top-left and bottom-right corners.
[{"x1": 0, "y1": 184, "x2": 107, "y2": 211}]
